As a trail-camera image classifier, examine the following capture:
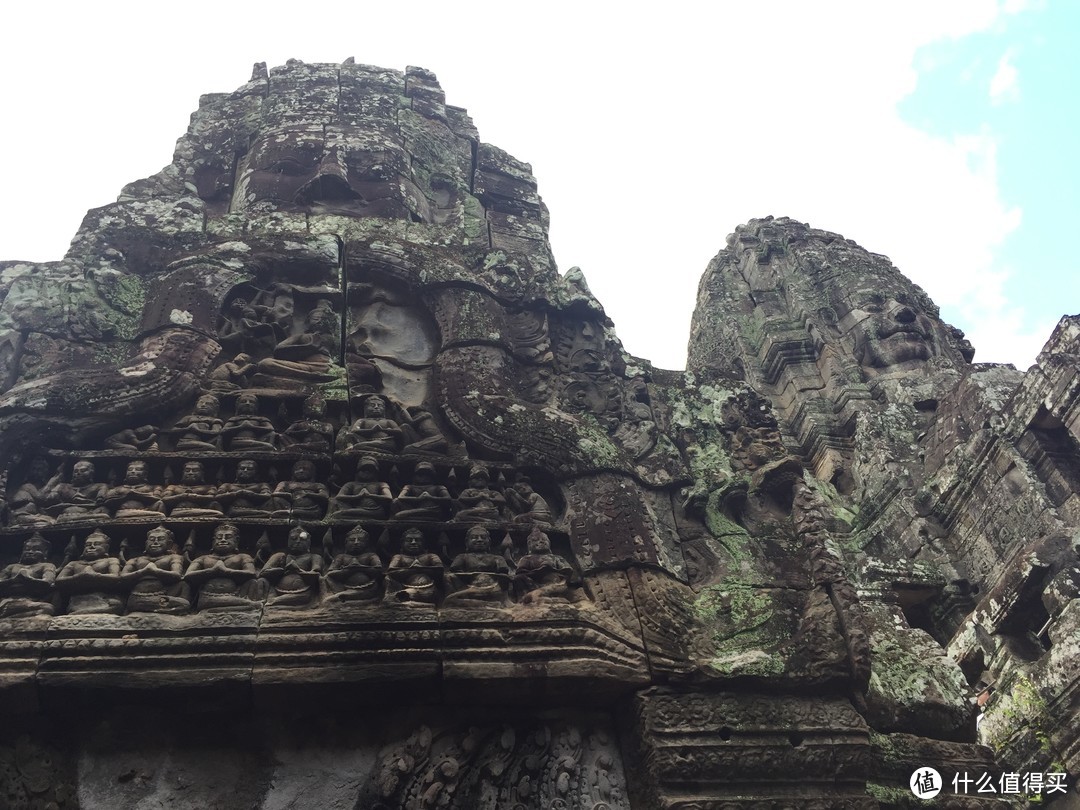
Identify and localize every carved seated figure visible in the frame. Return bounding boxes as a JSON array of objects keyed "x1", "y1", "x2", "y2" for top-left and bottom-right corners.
[
  {"x1": 328, "y1": 456, "x2": 393, "y2": 521},
  {"x1": 513, "y1": 527, "x2": 583, "y2": 605},
  {"x1": 281, "y1": 393, "x2": 336, "y2": 453},
  {"x1": 55, "y1": 529, "x2": 124, "y2": 615},
  {"x1": 206, "y1": 352, "x2": 255, "y2": 393},
  {"x1": 506, "y1": 476, "x2": 553, "y2": 527},
  {"x1": 454, "y1": 466, "x2": 505, "y2": 523},
  {"x1": 392, "y1": 462, "x2": 452, "y2": 521},
  {"x1": 259, "y1": 525, "x2": 323, "y2": 607},
  {"x1": 122, "y1": 525, "x2": 191, "y2": 614},
  {"x1": 401, "y1": 407, "x2": 449, "y2": 455},
  {"x1": 104, "y1": 424, "x2": 159, "y2": 452},
  {"x1": 0, "y1": 533, "x2": 59, "y2": 618},
  {"x1": 337, "y1": 396, "x2": 402, "y2": 454},
  {"x1": 385, "y1": 528, "x2": 443, "y2": 605},
  {"x1": 46, "y1": 460, "x2": 109, "y2": 524},
  {"x1": 9, "y1": 458, "x2": 59, "y2": 528},
  {"x1": 221, "y1": 392, "x2": 279, "y2": 452},
  {"x1": 271, "y1": 460, "x2": 329, "y2": 520},
  {"x1": 172, "y1": 394, "x2": 224, "y2": 451},
  {"x1": 444, "y1": 526, "x2": 512, "y2": 608},
  {"x1": 218, "y1": 296, "x2": 281, "y2": 358},
  {"x1": 161, "y1": 461, "x2": 224, "y2": 518},
  {"x1": 252, "y1": 298, "x2": 339, "y2": 390},
  {"x1": 184, "y1": 522, "x2": 267, "y2": 611},
  {"x1": 217, "y1": 459, "x2": 274, "y2": 518},
  {"x1": 105, "y1": 460, "x2": 165, "y2": 519},
  {"x1": 324, "y1": 526, "x2": 384, "y2": 603}
]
